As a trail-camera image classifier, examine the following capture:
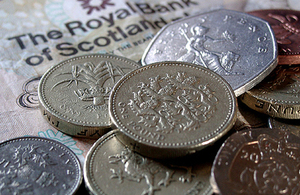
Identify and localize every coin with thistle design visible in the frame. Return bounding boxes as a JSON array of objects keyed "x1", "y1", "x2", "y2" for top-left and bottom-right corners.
[
  {"x1": 38, "y1": 54, "x2": 141, "y2": 138},
  {"x1": 109, "y1": 61, "x2": 236, "y2": 158}
]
